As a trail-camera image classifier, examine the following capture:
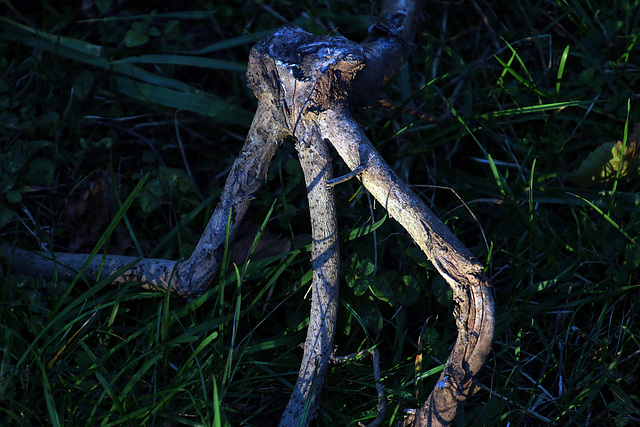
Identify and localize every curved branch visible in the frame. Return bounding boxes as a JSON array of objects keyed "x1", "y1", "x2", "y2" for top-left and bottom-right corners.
[
  {"x1": 173, "y1": 96, "x2": 289, "y2": 298},
  {"x1": 3, "y1": 65, "x2": 290, "y2": 300},
  {"x1": 318, "y1": 109, "x2": 495, "y2": 426},
  {"x1": 355, "y1": 0, "x2": 422, "y2": 105}
]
